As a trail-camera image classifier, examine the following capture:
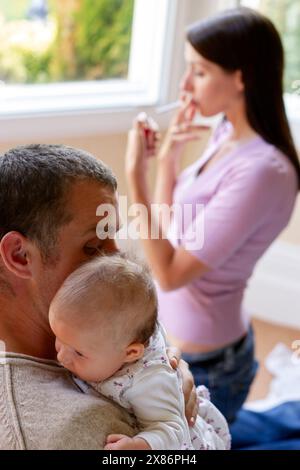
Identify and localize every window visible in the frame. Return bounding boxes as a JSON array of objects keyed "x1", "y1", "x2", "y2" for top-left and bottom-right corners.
[
  {"x1": 0, "y1": 0, "x2": 178, "y2": 118},
  {"x1": 2, "y1": 1, "x2": 299, "y2": 143},
  {"x1": 239, "y1": 0, "x2": 300, "y2": 146},
  {"x1": 0, "y1": 0, "x2": 134, "y2": 85},
  {"x1": 239, "y1": 0, "x2": 300, "y2": 93}
]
